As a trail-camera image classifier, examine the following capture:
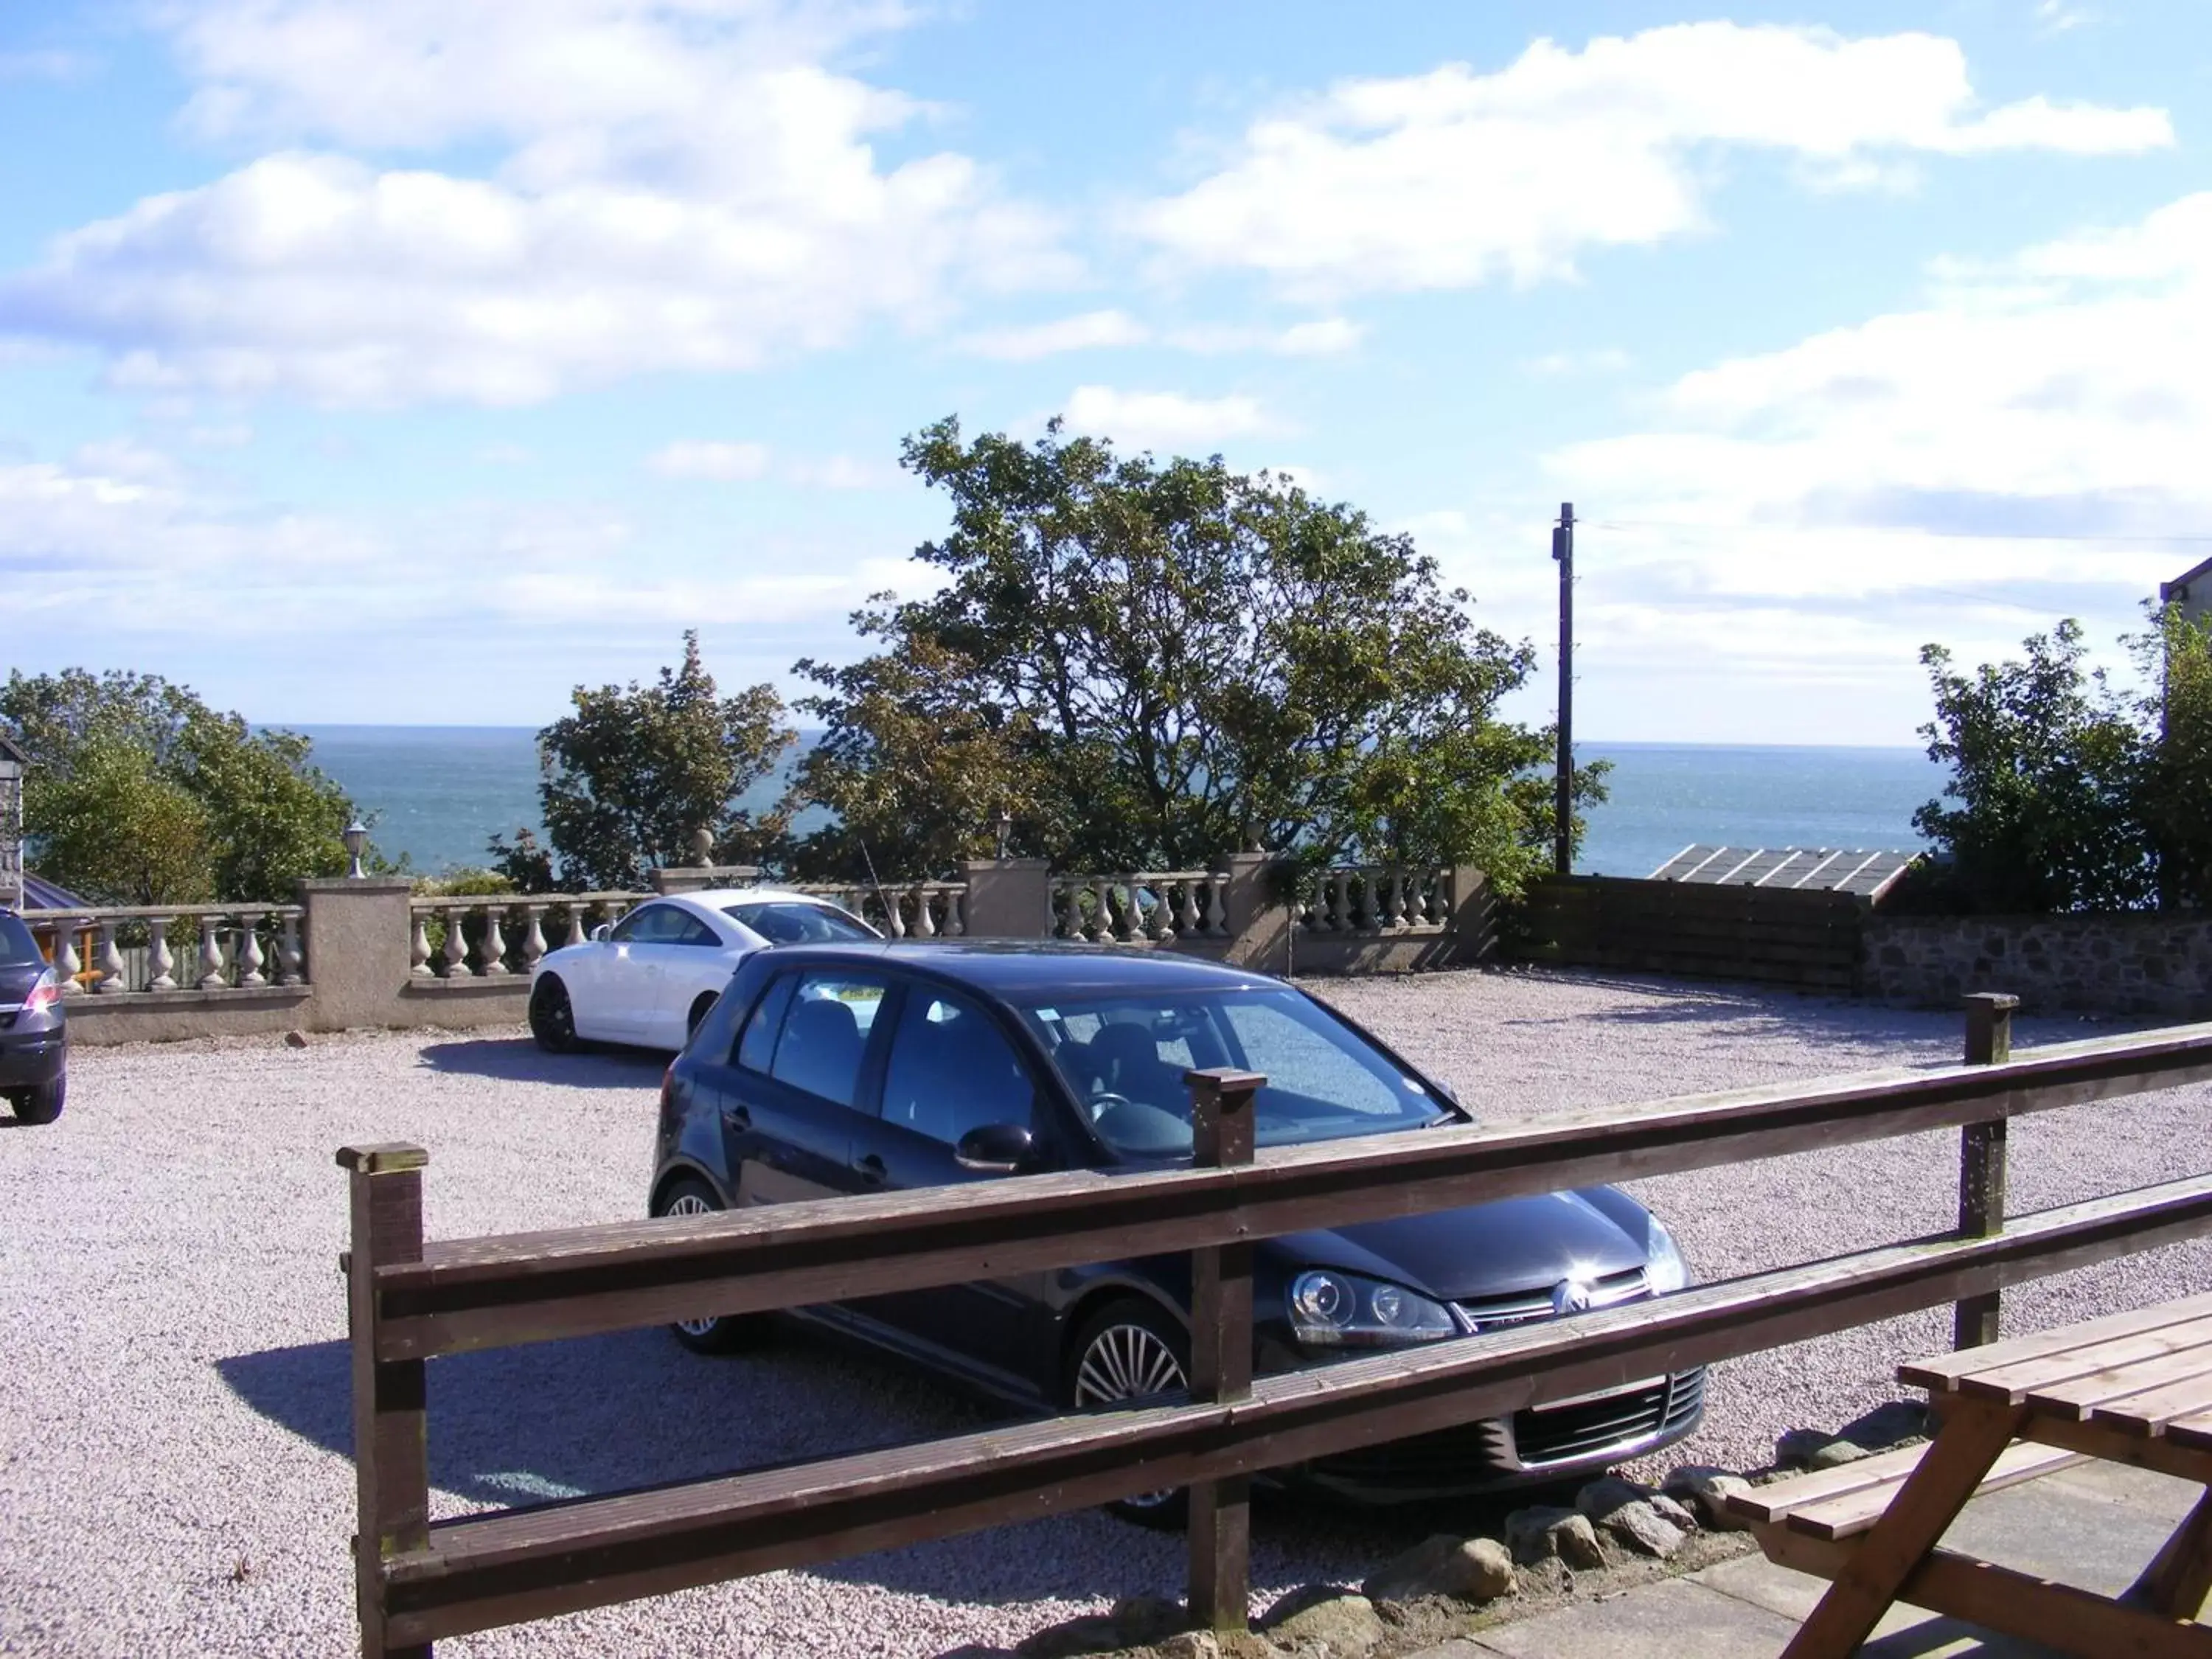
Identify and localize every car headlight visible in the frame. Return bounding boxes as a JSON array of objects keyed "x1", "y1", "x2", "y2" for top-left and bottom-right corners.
[
  {"x1": 1644, "y1": 1215, "x2": 1691, "y2": 1294},
  {"x1": 1288, "y1": 1269, "x2": 1459, "y2": 1347}
]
